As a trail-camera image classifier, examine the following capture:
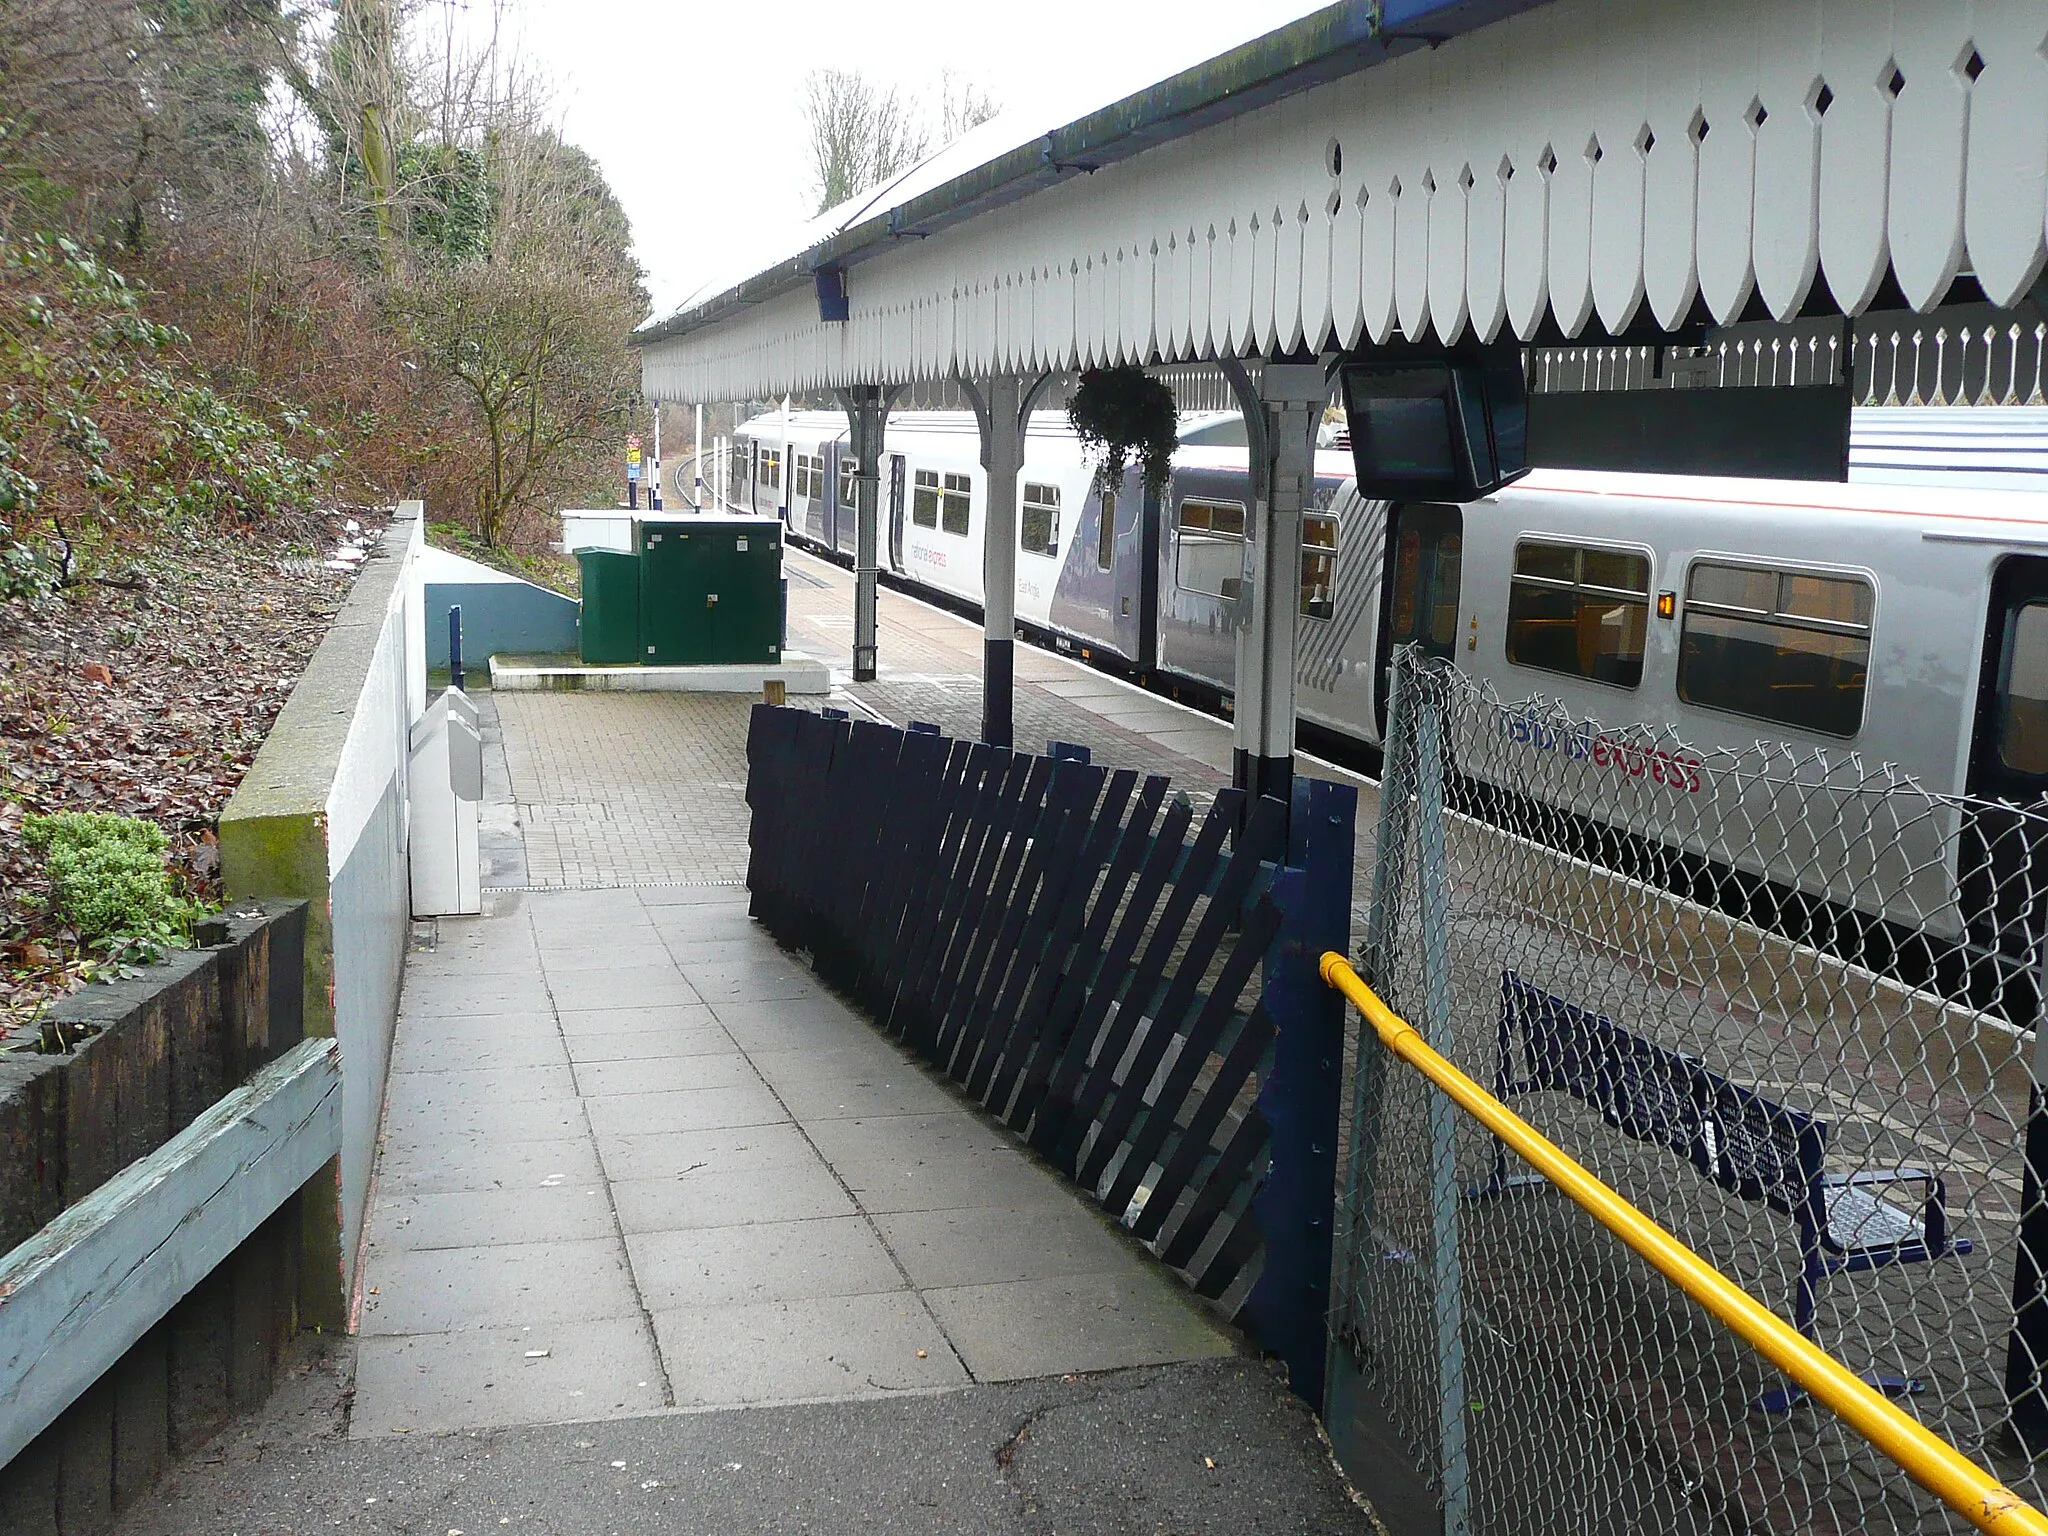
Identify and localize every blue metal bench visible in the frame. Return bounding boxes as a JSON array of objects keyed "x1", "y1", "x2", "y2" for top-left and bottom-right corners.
[{"x1": 1487, "y1": 971, "x2": 1972, "y2": 1411}]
